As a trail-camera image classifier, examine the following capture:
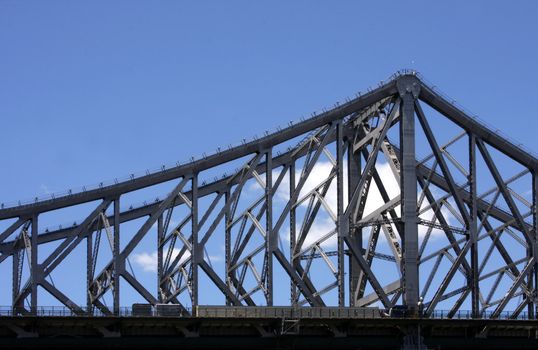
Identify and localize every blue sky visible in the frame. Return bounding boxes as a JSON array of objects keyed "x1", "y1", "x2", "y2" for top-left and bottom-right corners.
[
  {"x1": 1, "y1": 0, "x2": 537, "y2": 203},
  {"x1": 1, "y1": 1, "x2": 537, "y2": 310}
]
